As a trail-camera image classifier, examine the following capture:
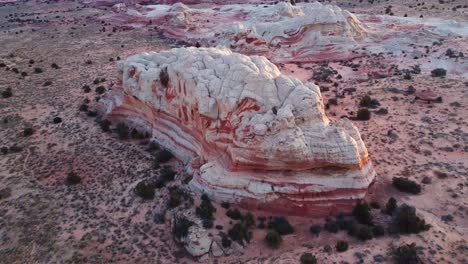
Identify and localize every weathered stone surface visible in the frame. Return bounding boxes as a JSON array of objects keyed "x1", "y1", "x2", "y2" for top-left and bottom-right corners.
[{"x1": 101, "y1": 47, "x2": 376, "y2": 216}]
